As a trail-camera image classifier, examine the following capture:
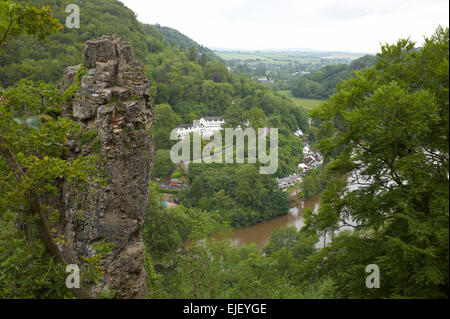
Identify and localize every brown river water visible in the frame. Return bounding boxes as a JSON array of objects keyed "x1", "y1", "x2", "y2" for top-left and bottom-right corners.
[
  {"x1": 205, "y1": 176, "x2": 362, "y2": 250},
  {"x1": 212, "y1": 194, "x2": 322, "y2": 249}
]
